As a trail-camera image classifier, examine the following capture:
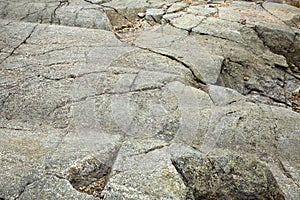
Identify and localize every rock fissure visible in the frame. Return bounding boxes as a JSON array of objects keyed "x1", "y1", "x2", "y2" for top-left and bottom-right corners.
[
  {"x1": 20, "y1": 8, "x2": 47, "y2": 22},
  {"x1": 283, "y1": 72, "x2": 288, "y2": 105},
  {"x1": 101, "y1": 4, "x2": 136, "y2": 28},
  {"x1": 207, "y1": 92, "x2": 217, "y2": 105},
  {"x1": 277, "y1": 158, "x2": 300, "y2": 188},
  {"x1": 48, "y1": 85, "x2": 166, "y2": 116},
  {"x1": 169, "y1": 17, "x2": 206, "y2": 34},
  {"x1": 190, "y1": 30, "x2": 242, "y2": 45},
  {"x1": 130, "y1": 144, "x2": 170, "y2": 156},
  {"x1": 1, "y1": 1, "x2": 300, "y2": 199},
  {"x1": 285, "y1": 68, "x2": 300, "y2": 80},
  {"x1": 14, "y1": 179, "x2": 37, "y2": 200},
  {"x1": 73, "y1": 7, "x2": 84, "y2": 26},
  {"x1": 0, "y1": 24, "x2": 38, "y2": 65},
  {"x1": 261, "y1": 3, "x2": 299, "y2": 28},
  {"x1": 253, "y1": 24, "x2": 298, "y2": 71},
  {"x1": 251, "y1": 24, "x2": 274, "y2": 51},
  {"x1": 0, "y1": 126, "x2": 33, "y2": 132},
  {"x1": 171, "y1": 153, "x2": 286, "y2": 200},
  {"x1": 170, "y1": 157, "x2": 194, "y2": 198},
  {"x1": 246, "y1": 88, "x2": 290, "y2": 107},
  {"x1": 135, "y1": 46, "x2": 207, "y2": 86},
  {"x1": 40, "y1": 70, "x2": 106, "y2": 81}
]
